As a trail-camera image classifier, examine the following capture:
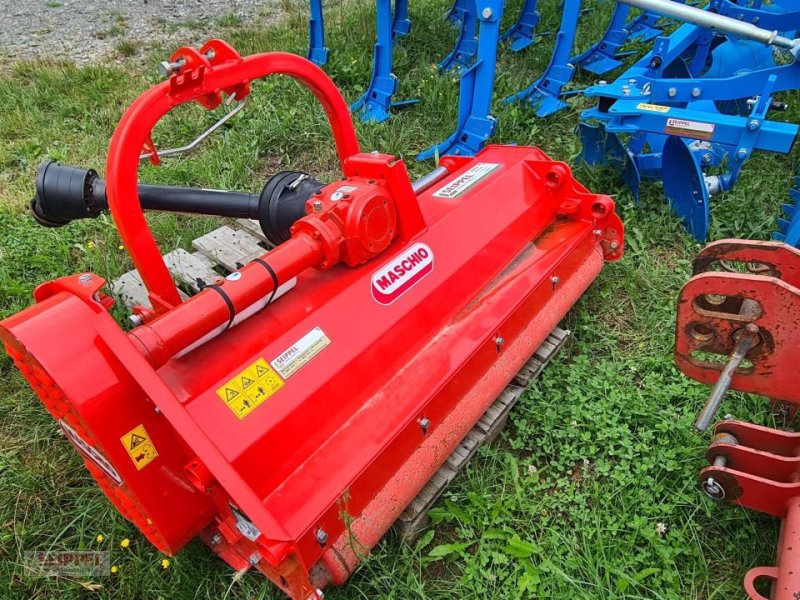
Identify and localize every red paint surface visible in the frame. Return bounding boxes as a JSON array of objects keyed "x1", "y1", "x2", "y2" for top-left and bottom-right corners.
[{"x1": 1, "y1": 44, "x2": 624, "y2": 600}]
